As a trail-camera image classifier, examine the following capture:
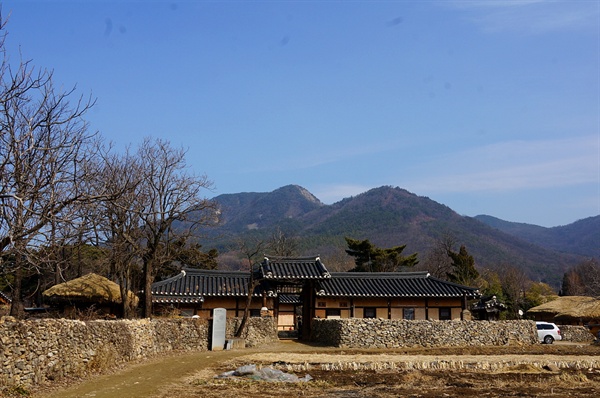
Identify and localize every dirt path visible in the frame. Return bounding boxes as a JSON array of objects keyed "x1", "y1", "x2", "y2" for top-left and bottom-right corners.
[
  {"x1": 36, "y1": 341, "x2": 600, "y2": 398},
  {"x1": 39, "y1": 340, "x2": 328, "y2": 398}
]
